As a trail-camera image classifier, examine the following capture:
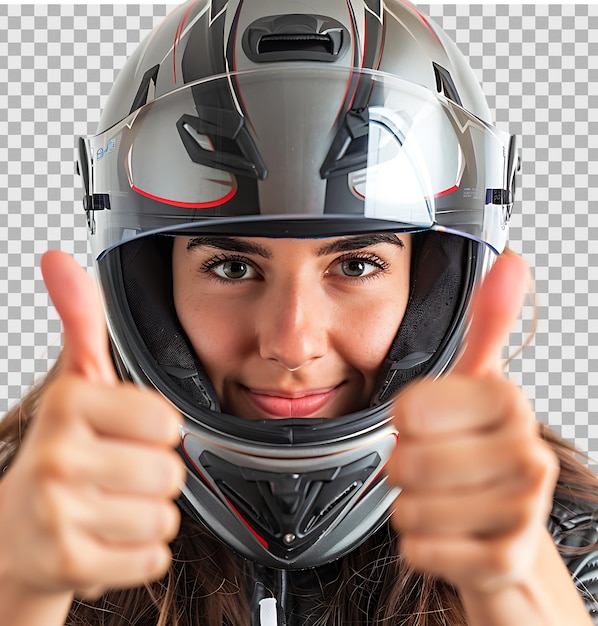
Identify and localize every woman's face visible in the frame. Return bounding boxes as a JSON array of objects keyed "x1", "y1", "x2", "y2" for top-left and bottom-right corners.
[{"x1": 172, "y1": 233, "x2": 411, "y2": 420}]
